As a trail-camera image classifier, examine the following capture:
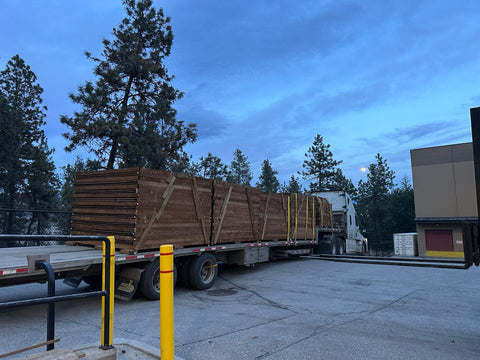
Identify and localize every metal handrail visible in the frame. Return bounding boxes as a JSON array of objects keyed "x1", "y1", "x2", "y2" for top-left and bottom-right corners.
[{"x1": 0, "y1": 235, "x2": 115, "y2": 354}]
